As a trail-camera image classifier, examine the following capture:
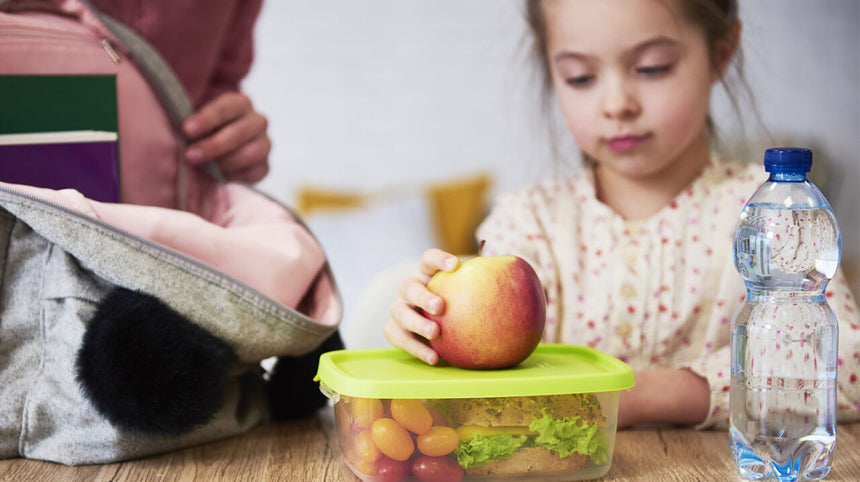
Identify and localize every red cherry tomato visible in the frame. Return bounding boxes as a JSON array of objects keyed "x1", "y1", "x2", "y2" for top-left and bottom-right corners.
[
  {"x1": 410, "y1": 455, "x2": 465, "y2": 481},
  {"x1": 376, "y1": 456, "x2": 411, "y2": 482}
]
